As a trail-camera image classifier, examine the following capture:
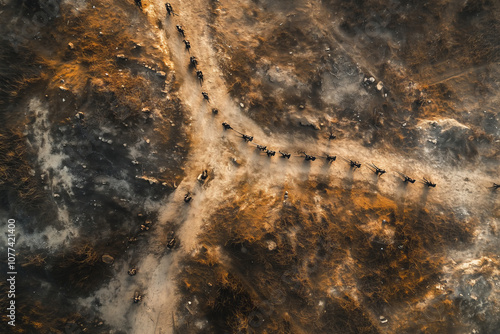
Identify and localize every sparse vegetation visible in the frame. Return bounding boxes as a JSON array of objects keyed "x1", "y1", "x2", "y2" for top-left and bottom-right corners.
[
  {"x1": 1, "y1": 0, "x2": 498, "y2": 333},
  {"x1": 177, "y1": 182, "x2": 476, "y2": 333}
]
